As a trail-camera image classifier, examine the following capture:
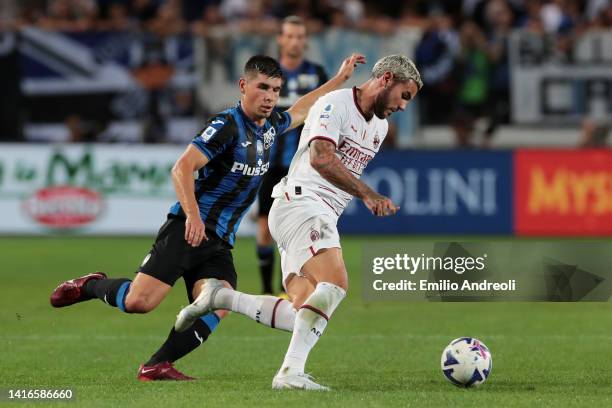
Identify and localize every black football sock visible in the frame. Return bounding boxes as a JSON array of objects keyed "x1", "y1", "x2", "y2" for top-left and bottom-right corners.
[
  {"x1": 145, "y1": 313, "x2": 220, "y2": 365},
  {"x1": 257, "y1": 245, "x2": 274, "y2": 294},
  {"x1": 84, "y1": 278, "x2": 132, "y2": 310}
]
